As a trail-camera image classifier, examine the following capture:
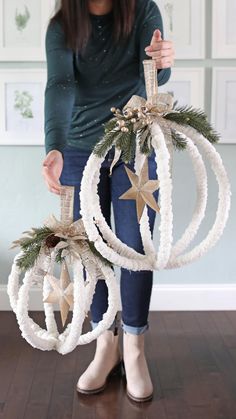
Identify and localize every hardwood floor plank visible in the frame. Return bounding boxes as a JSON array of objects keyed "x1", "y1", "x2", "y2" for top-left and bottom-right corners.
[
  {"x1": 145, "y1": 312, "x2": 191, "y2": 419},
  {"x1": 0, "y1": 312, "x2": 25, "y2": 414},
  {"x1": 162, "y1": 312, "x2": 208, "y2": 408},
  {"x1": 148, "y1": 311, "x2": 182, "y2": 391},
  {"x1": 1, "y1": 340, "x2": 41, "y2": 419},
  {"x1": 71, "y1": 317, "x2": 97, "y2": 419},
  {"x1": 1, "y1": 310, "x2": 236, "y2": 419},
  {"x1": 195, "y1": 312, "x2": 236, "y2": 419}
]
